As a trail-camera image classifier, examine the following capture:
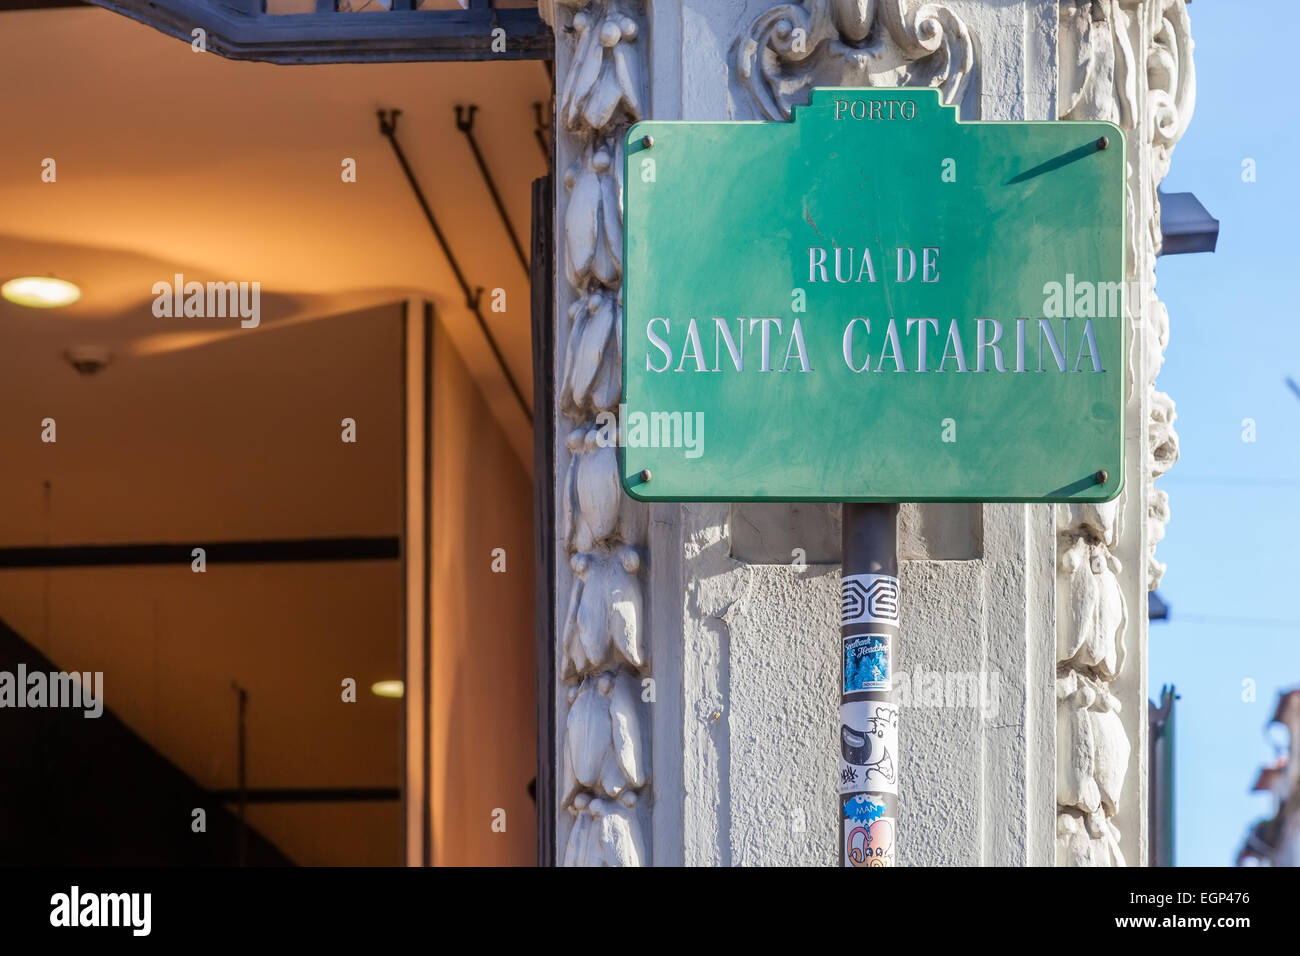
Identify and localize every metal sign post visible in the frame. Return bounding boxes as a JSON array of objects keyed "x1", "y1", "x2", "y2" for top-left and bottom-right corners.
[{"x1": 839, "y1": 503, "x2": 900, "y2": 866}]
